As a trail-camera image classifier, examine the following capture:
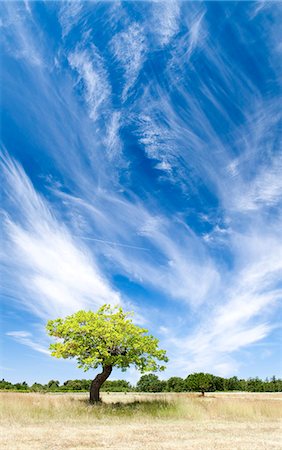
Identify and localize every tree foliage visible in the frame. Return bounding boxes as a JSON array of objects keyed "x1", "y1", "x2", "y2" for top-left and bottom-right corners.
[
  {"x1": 136, "y1": 374, "x2": 167, "y2": 392},
  {"x1": 166, "y1": 376, "x2": 186, "y2": 392},
  {"x1": 46, "y1": 305, "x2": 168, "y2": 373},
  {"x1": 47, "y1": 380, "x2": 60, "y2": 390},
  {"x1": 62, "y1": 379, "x2": 91, "y2": 391},
  {"x1": 186, "y1": 373, "x2": 216, "y2": 394},
  {"x1": 101, "y1": 380, "x2": 133, "y2": 392}
]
